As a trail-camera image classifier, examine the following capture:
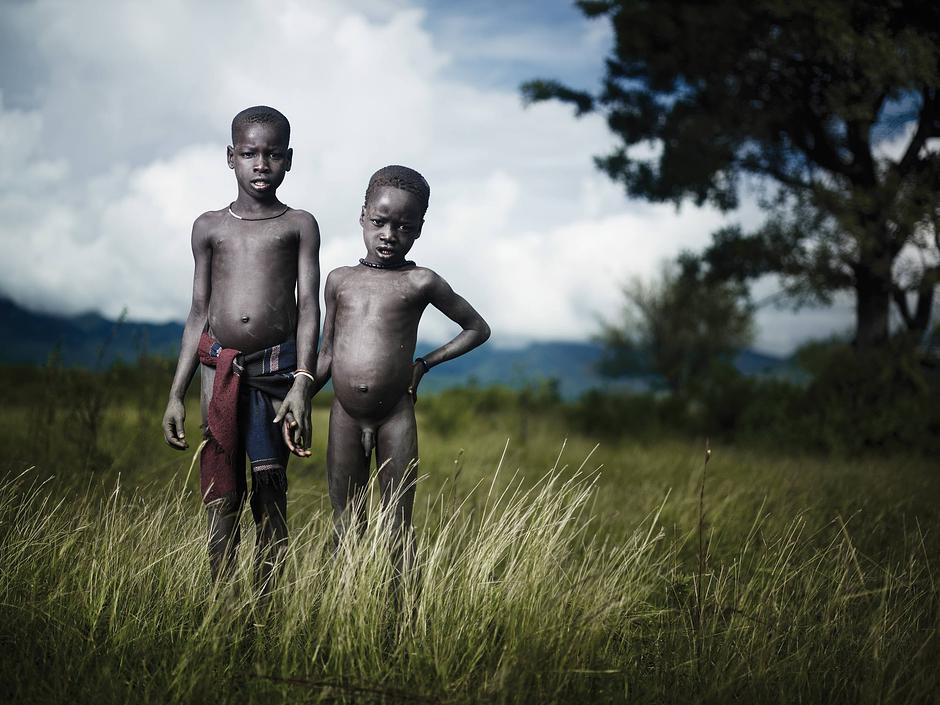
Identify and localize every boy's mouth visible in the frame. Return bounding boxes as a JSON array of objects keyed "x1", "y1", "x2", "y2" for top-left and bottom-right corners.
[
  {"x1": 251, "y1": 179, "x2": 271, "y2": 190},
  {"x1": 376, "y1": 246, "x2": 396, "y2": 257}
]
